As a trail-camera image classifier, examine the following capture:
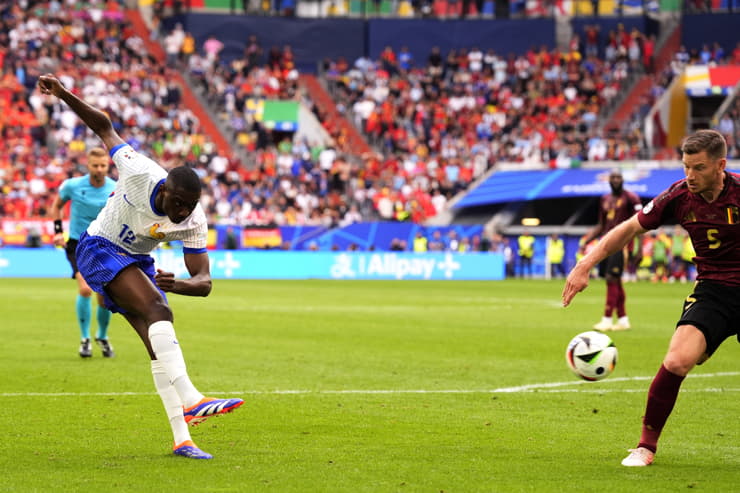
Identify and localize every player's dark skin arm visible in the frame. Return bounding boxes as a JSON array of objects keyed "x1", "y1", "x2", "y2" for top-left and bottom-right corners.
[
  {"x1": 155, "y1": 252, "x2": 212, "y2": 297},
  {"x1": 37, "y1": 74, "x2": 125, "y2": 151}
]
